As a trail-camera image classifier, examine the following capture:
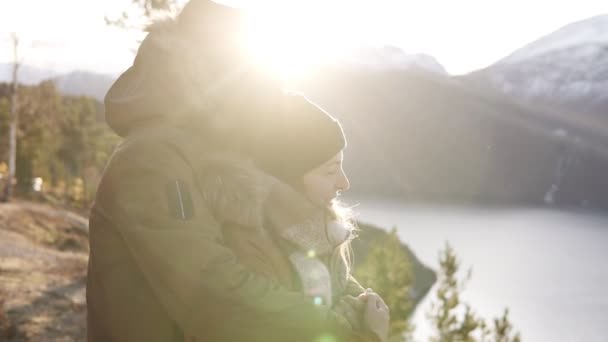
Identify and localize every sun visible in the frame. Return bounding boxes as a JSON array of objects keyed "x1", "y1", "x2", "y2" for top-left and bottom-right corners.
[{"x1": 240, "y1": 2, "x2": 353, "y2": 82}]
